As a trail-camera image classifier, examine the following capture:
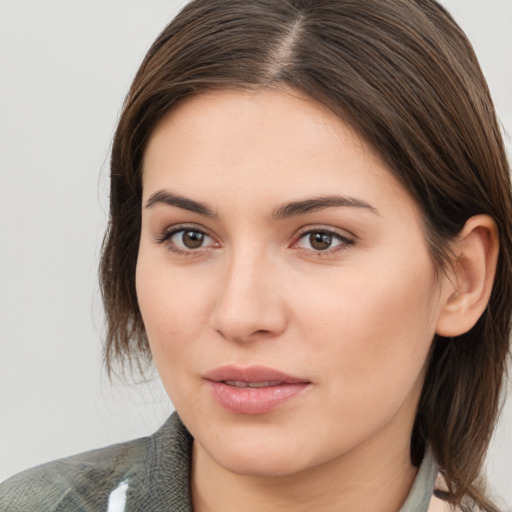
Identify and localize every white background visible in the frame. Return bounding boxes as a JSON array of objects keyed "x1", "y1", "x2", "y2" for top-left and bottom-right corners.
[{"x1": 1, "y1": 0, "x2": 511, "y2": 507}]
